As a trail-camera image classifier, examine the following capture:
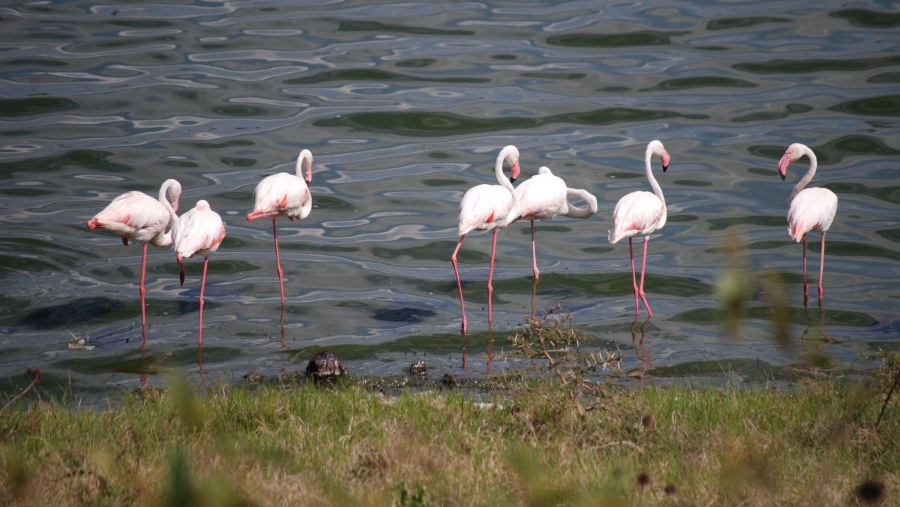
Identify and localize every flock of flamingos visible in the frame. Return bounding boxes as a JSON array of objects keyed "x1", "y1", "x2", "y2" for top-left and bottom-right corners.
[{"x1": 86, "y1": 140, "x2": 838, "y2": 343}]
